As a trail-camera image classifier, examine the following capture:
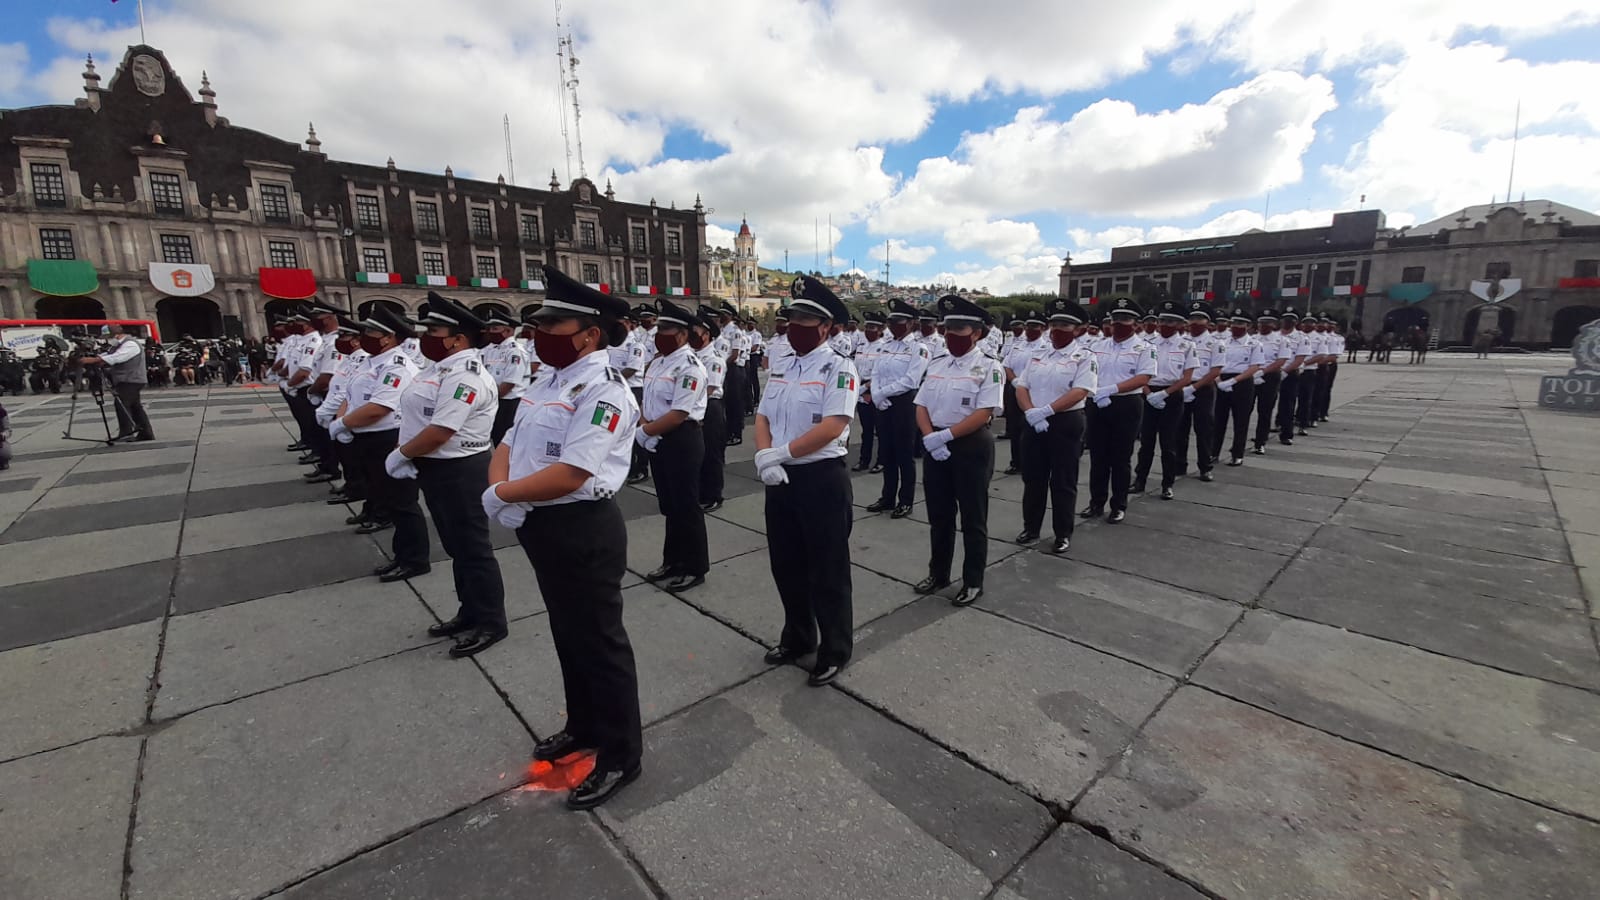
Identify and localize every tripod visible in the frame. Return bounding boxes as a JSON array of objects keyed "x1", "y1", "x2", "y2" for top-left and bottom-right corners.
[{"x1": 62, "y1": 366, "x2": 134, "y2": 446}]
